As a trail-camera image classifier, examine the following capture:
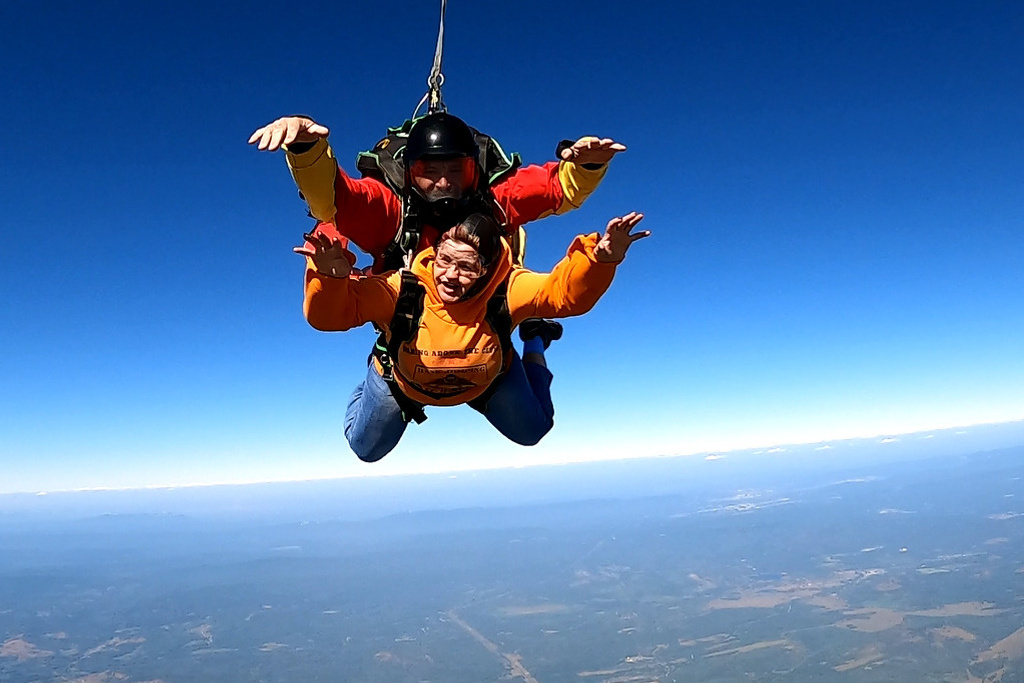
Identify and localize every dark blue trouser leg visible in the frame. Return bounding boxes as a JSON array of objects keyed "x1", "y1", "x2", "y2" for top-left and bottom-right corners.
[
  {"x1": 344, "y1": 362, "x2": 410, "y2": 462},
  {"x1": 478, "y1": 351, "x2": 554, "y2": 446}
]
